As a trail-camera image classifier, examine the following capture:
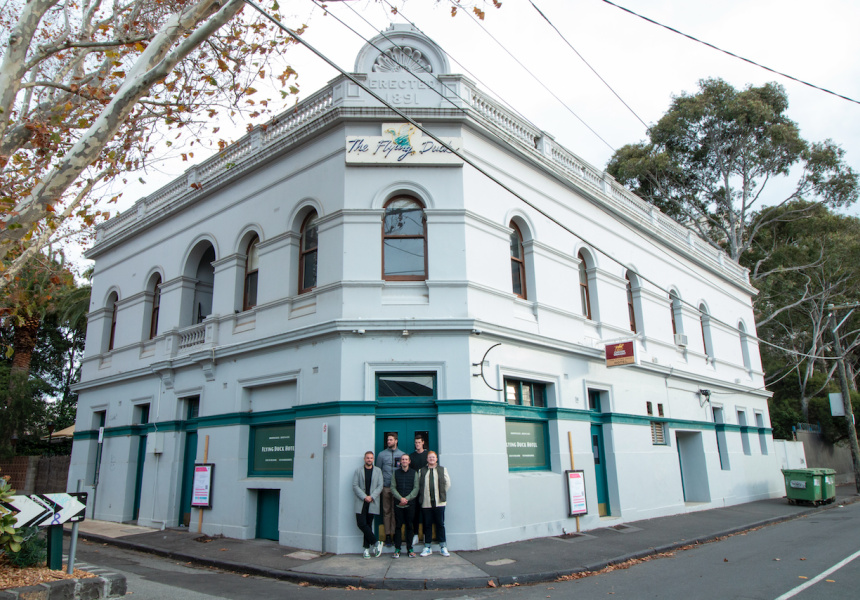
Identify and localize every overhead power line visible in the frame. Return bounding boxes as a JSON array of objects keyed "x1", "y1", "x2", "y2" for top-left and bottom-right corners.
[
  {"x1": 528, "y1": 0, "x2": 649, "y2": 130},
  {"x1": 601, "y1": 0, "x2": 860, "y2": 106},
  {"x1": 244, "y1": 0, "x2": 839, "y2": 369},
  {"x1": 442, "y1": 0, "x2": 616, "y2": 151}
]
